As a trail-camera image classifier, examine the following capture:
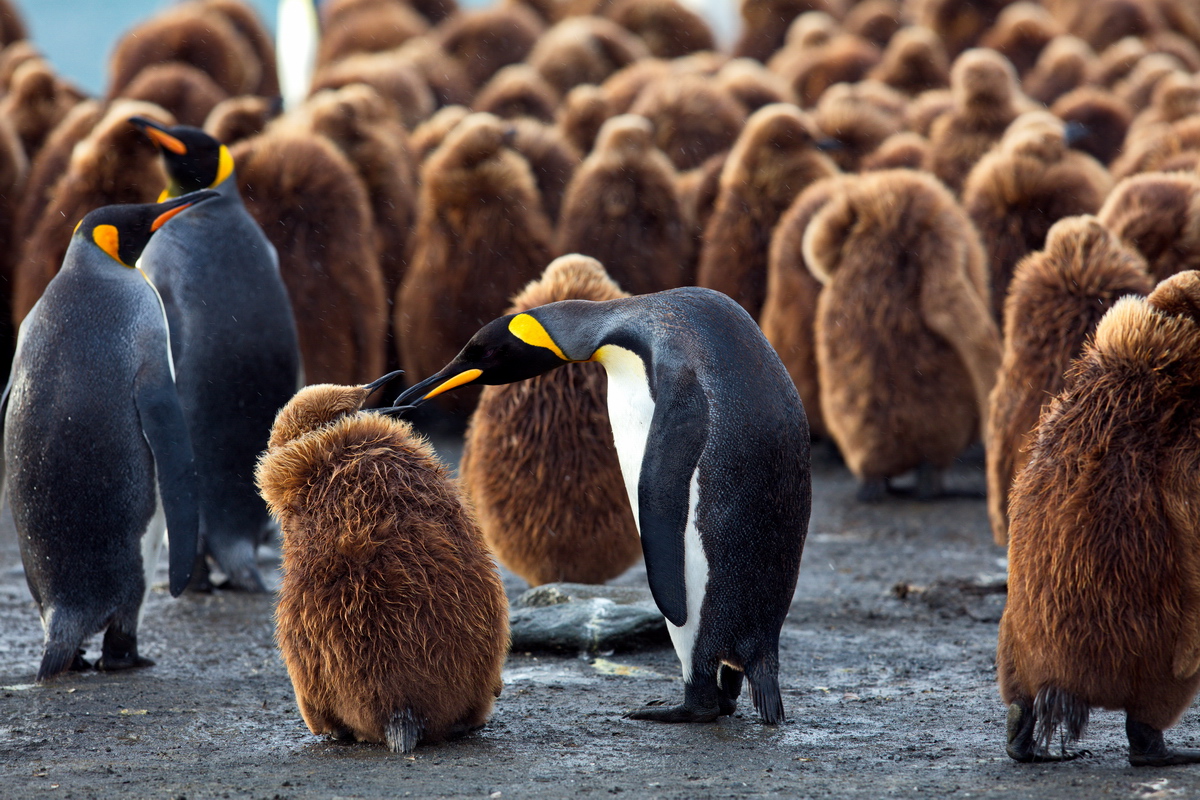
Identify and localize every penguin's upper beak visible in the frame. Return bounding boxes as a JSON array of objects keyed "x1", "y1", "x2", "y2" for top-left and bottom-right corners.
[
  {"x1": 387, "y1": 367, "x2": 482, "y2": 411},
  {"x1": 151, "y1": 189, "x2": 221, "y2": 230},
  {"x1": 129, "y1": 115, "x2": 187, "y2": 155},
  {"x1": 362, "y1": 369, "x2": 404, "y2": 395}
]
